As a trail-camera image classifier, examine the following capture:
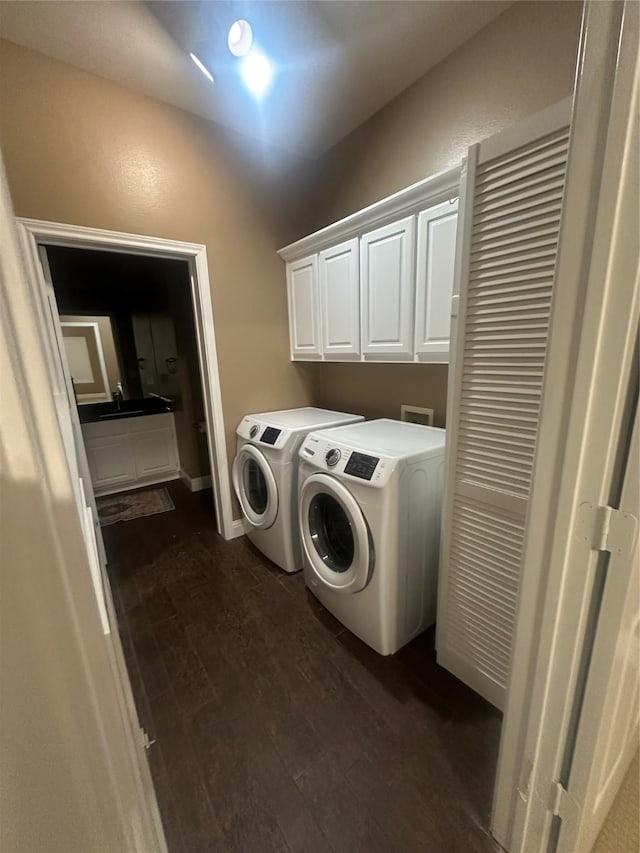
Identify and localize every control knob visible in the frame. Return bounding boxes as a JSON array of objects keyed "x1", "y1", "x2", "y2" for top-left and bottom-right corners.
[
  {"x1": 325, "y1": 448, "x2": 341, "y2": 467},
  {"x1": 249, "y1": 425, "x2": 260, "y2": 438}
]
